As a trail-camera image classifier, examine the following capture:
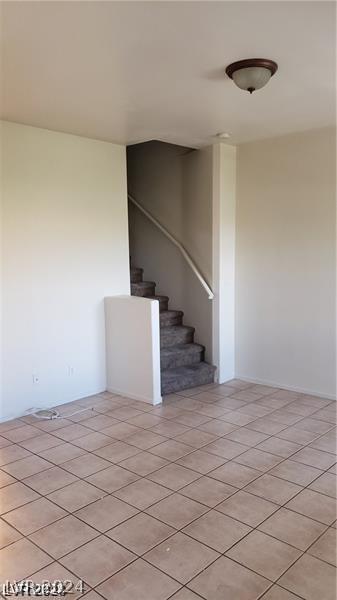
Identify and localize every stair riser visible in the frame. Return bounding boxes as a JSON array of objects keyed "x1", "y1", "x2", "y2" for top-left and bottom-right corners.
[
  {"x1": 161, "y1": 329, "x2": 194, "y2": 348},
  {"x1": 161, "y1": 348, "x2": 204, "y2": 370},
  {"x1": 130, "y1": 272, "x2": 143, "y2": 283},
  {"x1": 161, "y1": 368, "x2": 215, "y2": 395},
  {"x1": 131, "y1": 283, "x2": 156, "y2": 297},
  {"x1": 160, "y1": 314, "x2": 183, "y2": 327}
]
